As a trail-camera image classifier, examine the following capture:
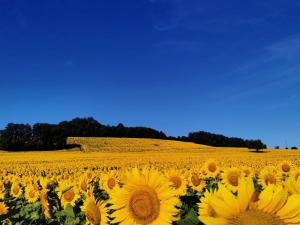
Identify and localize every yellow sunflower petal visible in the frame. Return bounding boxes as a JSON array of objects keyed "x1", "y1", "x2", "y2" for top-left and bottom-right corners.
[{"x1": 277, "y1": 194, "x2": 300, "y2": 219}]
